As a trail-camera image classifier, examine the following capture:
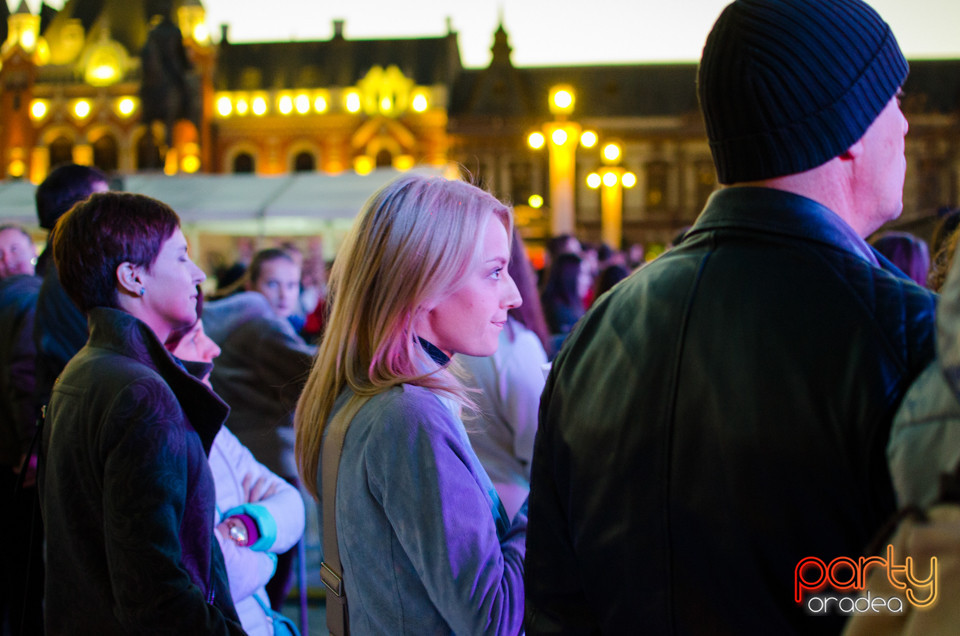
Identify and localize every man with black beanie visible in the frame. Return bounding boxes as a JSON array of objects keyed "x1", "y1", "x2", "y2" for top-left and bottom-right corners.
[{"x1": 525, "y1": 1, "x2": 937, "y2": 634}]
